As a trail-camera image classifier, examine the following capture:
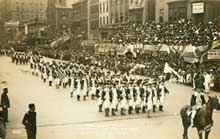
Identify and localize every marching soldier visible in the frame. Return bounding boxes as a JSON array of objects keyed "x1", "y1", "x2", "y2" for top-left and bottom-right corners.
[
  {"x1": 48, "y1": 74, "x2": 53, "y2": 87},
  {"x1": 82, "y1": 76, "x2": 88, "y2": 101},
  {"x1": 128, "y1": 83, "x2": 134, "y2": 114},
  {"x1": 70, "y1": 77, "x2": 74, "y2": 98},
  {"x1": 55, "y1": 76, "x2": 61, "y2": 89},
  {"x1": 90, "y1": 77, "x2": 97, "y2": 100},
  {"x1": 97, "y1": 84, "x2": 103, "y2": 112},
  {"x1": 43, "y1": 72, "x2": 47, "y2": 83},
  {"x1": 152, "y1": 82, "x2": 158, "y2": 112},
  {"x1": 63, "y1": 76, "x2": 69, "y2": 88},
  {"x1": 146, "y1": 83, "x2": 153, "y2": 118},
  {"x1": 76, "y1": 77, "x2": 81, "y2": 101},
  {"x1": 110, "y1": 84, "x2": 118, "y2": 116},
  {"x1": 102, "y1": 84, "x2": 111, "y2": 117},
  {"x1": 119, "y1": 84, "x2": 126, "y2": 115},
  {"x1": 140, "y1": 84, "x2": 146, "y2": 113},
  {"x1": 134, "y1": 84, "x2": 141, "y2": 114},
  {"x1": 158, "y1": 81, "x2": 169, "y2": 112}
]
